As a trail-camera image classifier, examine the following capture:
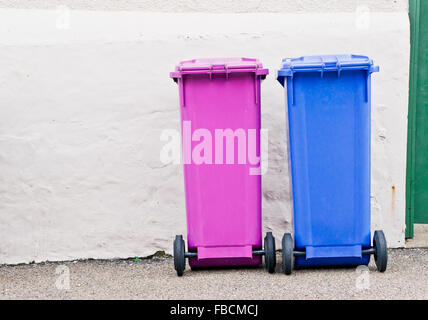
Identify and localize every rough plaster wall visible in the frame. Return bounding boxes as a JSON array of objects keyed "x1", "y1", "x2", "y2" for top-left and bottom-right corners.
[
  {"x1": 0, "y1": 2, "x2": 409, "y2": 264},
  {"x1": 0, "y1": 0, "x2": 408, "y2": 12}
]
